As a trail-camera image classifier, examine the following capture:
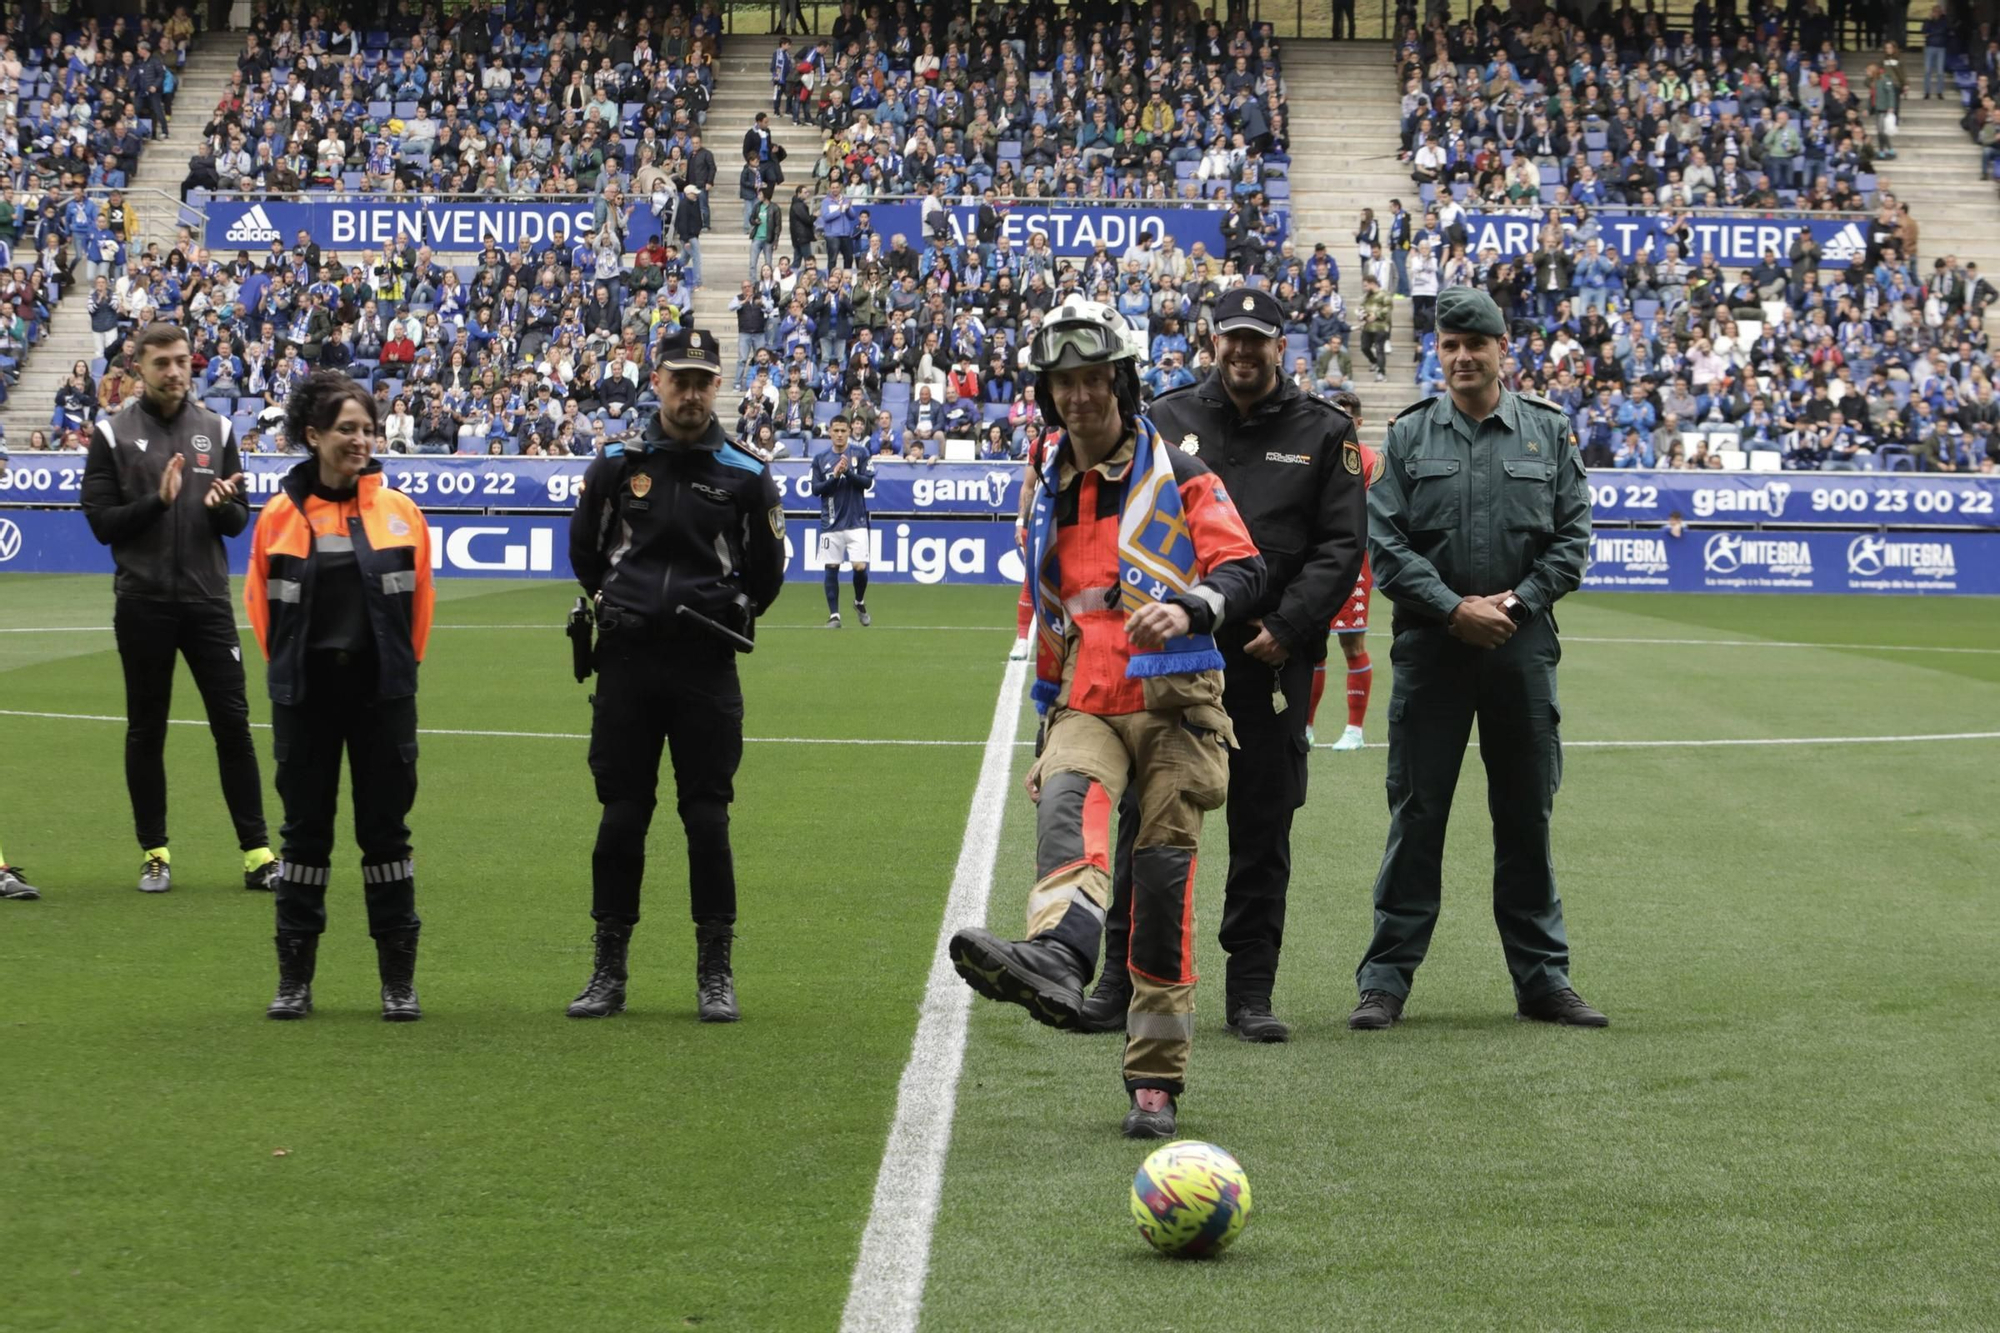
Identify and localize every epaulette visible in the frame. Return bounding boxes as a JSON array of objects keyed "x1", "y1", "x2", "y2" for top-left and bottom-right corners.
[
  {"x1": 734, "y1": 437, "x2": 773, "y2": 463},
  {"x1": 1516, "y1": 391, "x2": 1568, "y2": 416},
  {"x1": 1149, "y1": 382, "x2": 1197, "y2": 404},
  {"x1": 1302, "y1": 390, "x2": 1351, "y2": 418},
  {"x1": 601, "y1": 442, "x2": 627, "y2": 458},
  {"x1": 1386, "y1": 395, "x2": 1441, "y2": 431}
]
